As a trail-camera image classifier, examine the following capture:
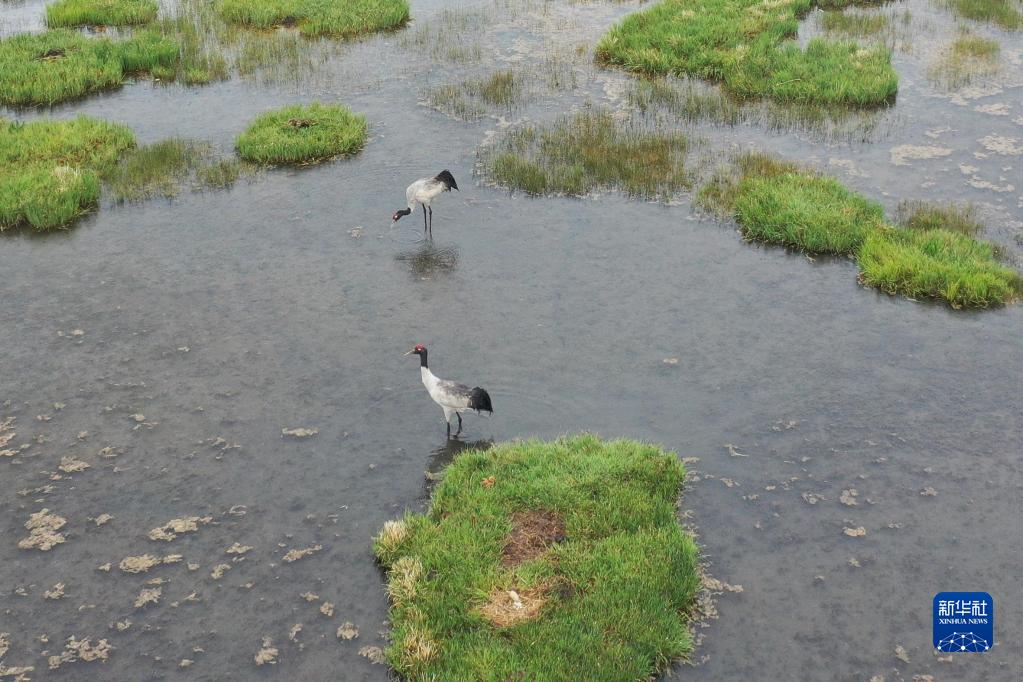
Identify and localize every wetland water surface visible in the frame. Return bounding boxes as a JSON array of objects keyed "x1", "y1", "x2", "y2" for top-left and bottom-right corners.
[{"x1": 2, "y1": 0, "x2": 1022, "y2": 680}]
